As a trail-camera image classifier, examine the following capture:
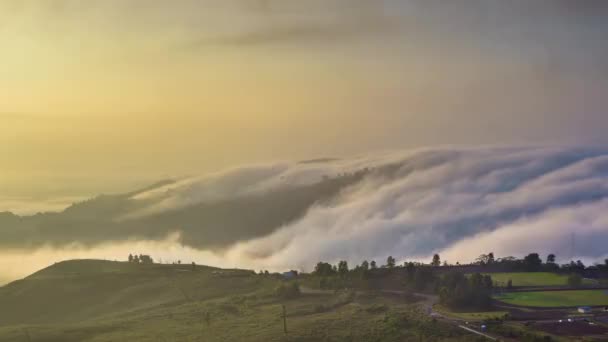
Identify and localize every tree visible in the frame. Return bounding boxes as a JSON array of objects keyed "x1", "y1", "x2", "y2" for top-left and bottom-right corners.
[
  {"x1": 476, "y1": 253, "x2": 494, "y2": 265},
  {"x1": 360, "y1": 260, "x2": 369, "y2": 272},
  {"x1": 523, "y1": 253, "x2": 542, "y2": 271},
  {"x1": 487, "y1": 252, "x2": 495, "y2": 264},
  {"x1": 191, "y1": 262, "x2": 196, "y2": 270},
  {"x1": 438, "y1": 272, "x2": 493, "y2": 310},
  {"x1": 576, "y1": 260, "x2": 585, "y2": 269},
  {"x1": 431, "y1": 254, "x2": 441, "y2": 267},
  {"x1": 568, "y1": 273, "x2": 583, "y2": 288},
  {"x1": 314, "y1": 262, "x2": 335, "y2": 277},
  {"x1": 370, "y1": 260, "x2": 377, "y2": 269},
  {"x1": 133, "y1": 255, "x2": 140, "y2": 263},
  {"x1": 139, "y1": 255, "x2": 153, "y2": 264},
  {"x1": 386, "y1": 256, "x2": 396, "y2": 269},
  {"x1": 482, "y1": 275, "x2": 493, "y2": 290},
  {"x1": 128, "y1": 254, "x2": 133, "y2": 263},
  {"x1": 546, "y1": 254, "x2": 556, "y2": 264},
  {"x1": 338, "y1": 260, "x2": 349, "y2": 276}
]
